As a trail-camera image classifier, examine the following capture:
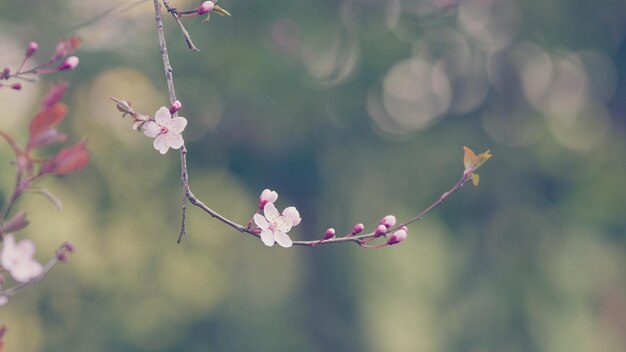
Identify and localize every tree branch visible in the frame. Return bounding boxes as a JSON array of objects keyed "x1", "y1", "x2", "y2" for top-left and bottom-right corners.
[
  {"x1": 151, "y1": 0, "x2": 480, "y2": 247},
  {"x1": 162, "y1": 0, "x2": 201, "y2": 52}
]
